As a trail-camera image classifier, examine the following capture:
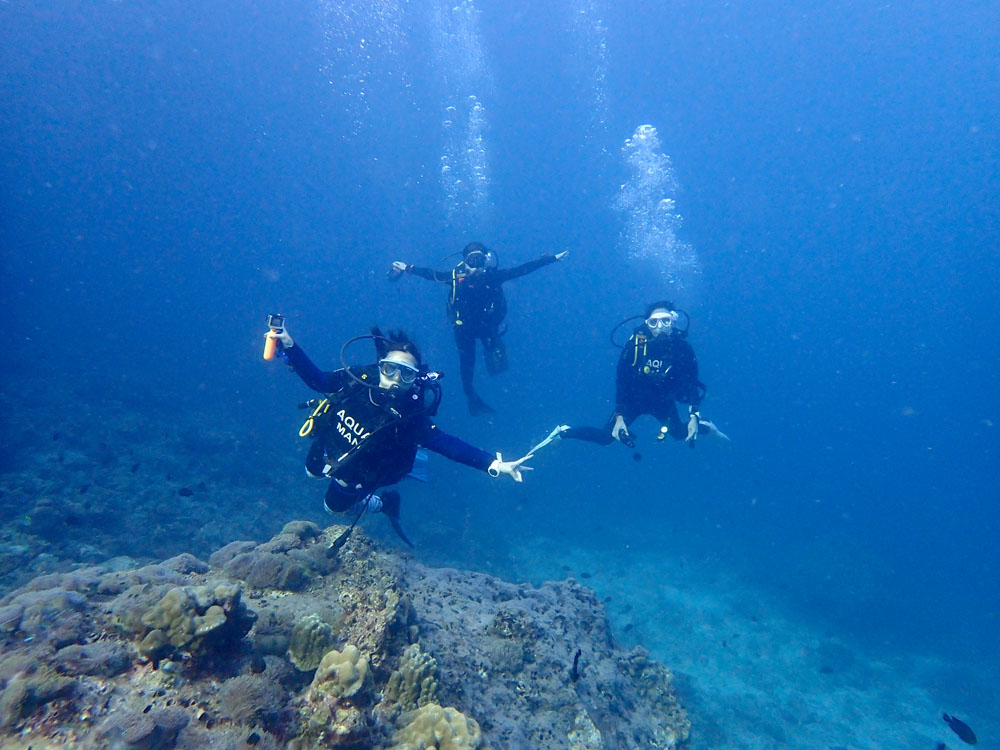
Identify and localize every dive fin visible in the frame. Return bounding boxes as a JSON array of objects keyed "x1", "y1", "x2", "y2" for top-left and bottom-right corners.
[
  {"x1": 467, "y1": 393, "x2": 496, "y2": 415},
  {"x1": 381, "y1": 491, "x2": 414, "y2": 547},
  {"x1": 527, "y1": 424, "x2": 571, "y2": 455},
  {"x1": 407, "y1": 449, "x2": 429, "y2": 483},
  {"x1": 388, "y1": 515, "x2": 414, "y2": 547}
]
